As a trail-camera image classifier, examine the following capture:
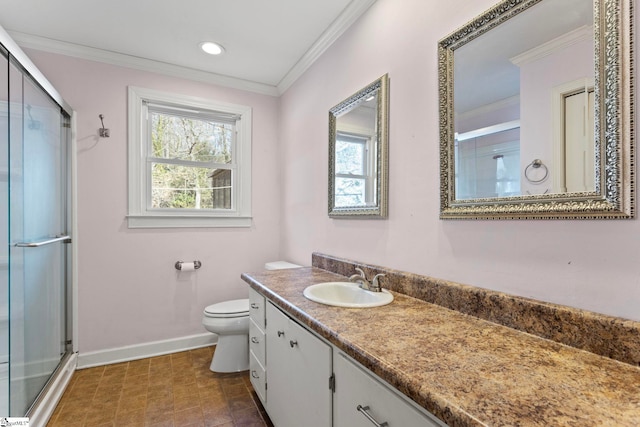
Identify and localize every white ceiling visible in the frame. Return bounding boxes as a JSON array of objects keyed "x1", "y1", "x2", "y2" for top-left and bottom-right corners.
[
  {"x1": 0, "y1": 0, "x2": 375, "y2": 95},
  {"x1": 454, "y1": 0, "x2": 593, "y2": 114}
]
